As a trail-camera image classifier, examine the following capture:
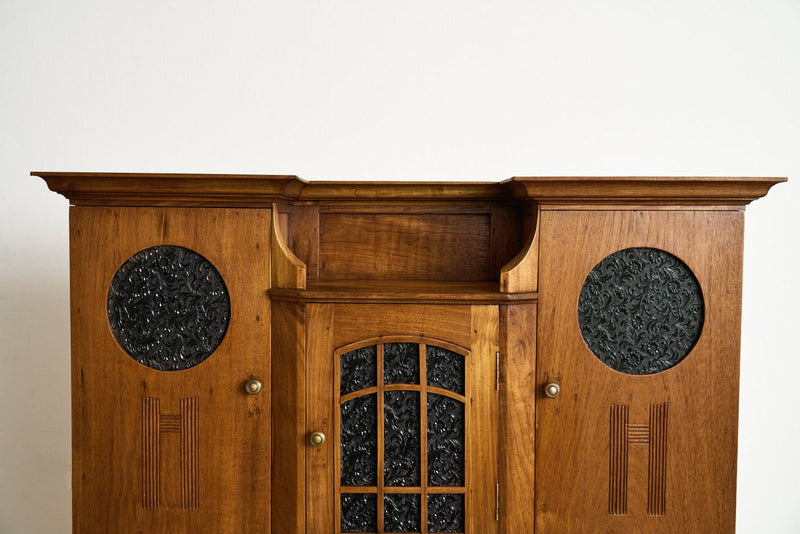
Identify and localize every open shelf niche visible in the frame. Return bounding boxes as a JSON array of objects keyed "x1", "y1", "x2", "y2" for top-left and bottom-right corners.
[{"x1": 269, "y1": 200, "x2": 540, "y2": 303}]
